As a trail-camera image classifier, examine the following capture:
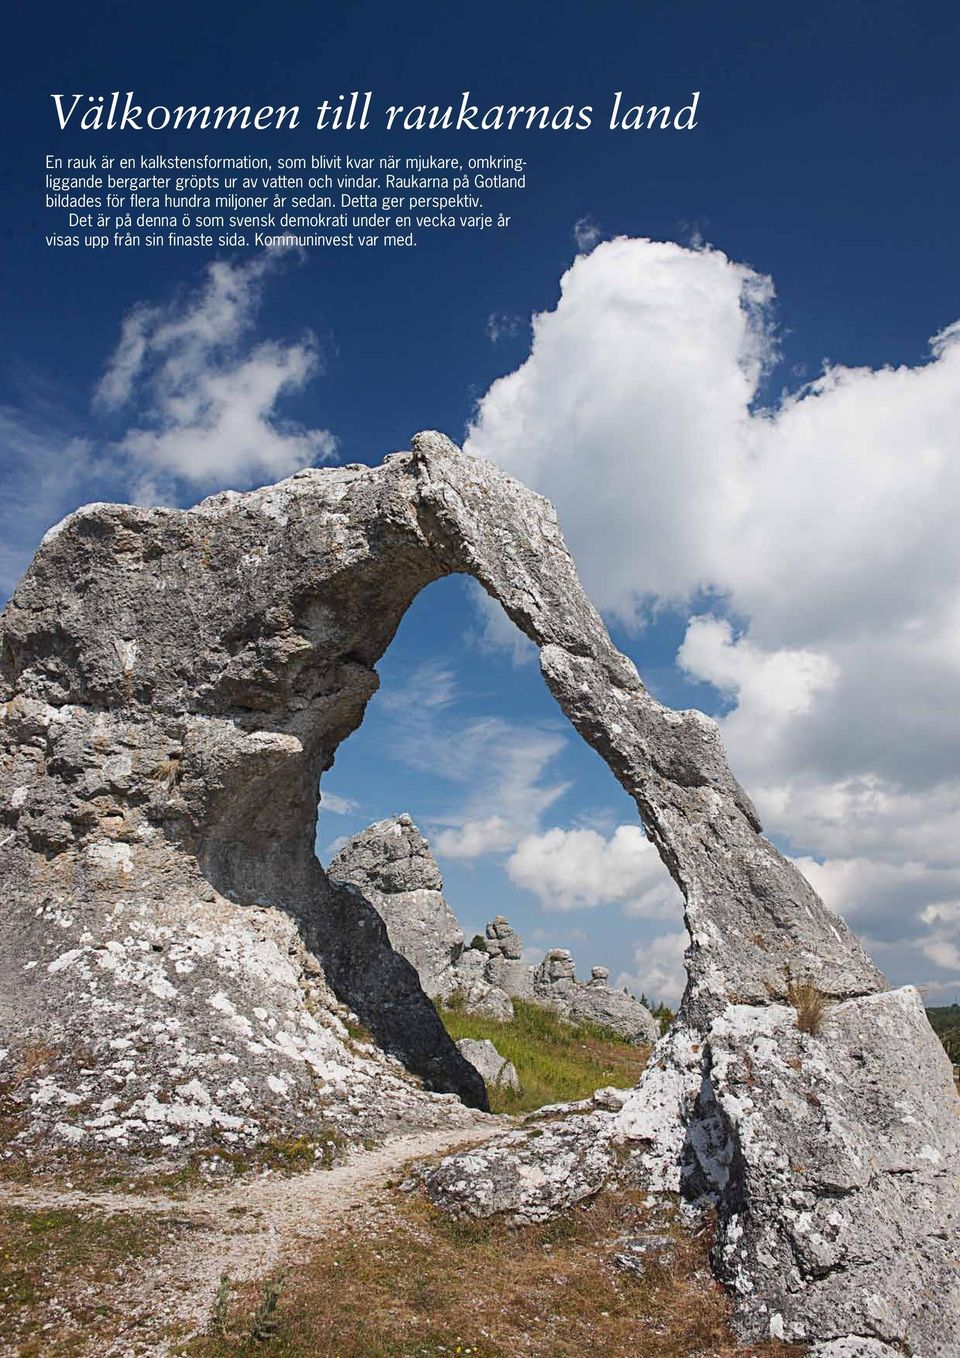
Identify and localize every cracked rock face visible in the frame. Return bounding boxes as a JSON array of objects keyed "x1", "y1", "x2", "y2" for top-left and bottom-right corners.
[
  {"x1": 2, "y1": 431, "x2": 956, "y2": 1350},
  {"x1": 483, "y1": 915, "x2": 536, "y2": 999},
  {"x1": 329, "y1": 815, "x2": 464, "y2": 997},
  {"x1": 485, "y1": 915, "x2": 524, "y2": 960},
  {"x1": 687, "y1": 988, "x2": 960, "y2": 1351}
]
